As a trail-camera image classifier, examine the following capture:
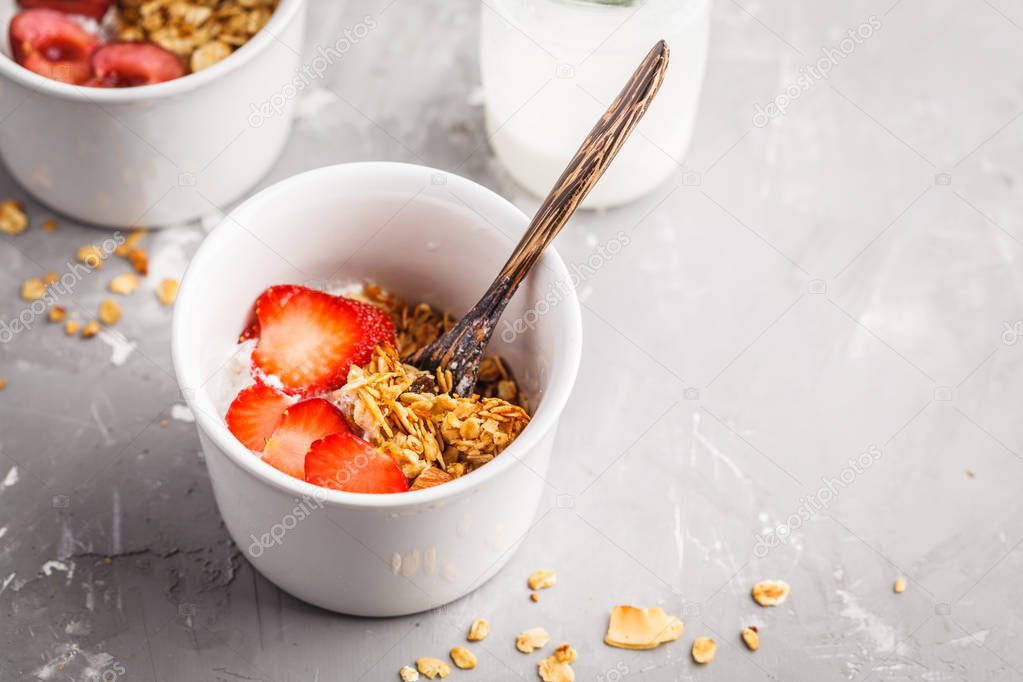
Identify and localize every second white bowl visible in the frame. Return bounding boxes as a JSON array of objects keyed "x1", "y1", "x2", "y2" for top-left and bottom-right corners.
[
  {"x1": 0, "y1": 0, "x2": 306, "y2": 227},
  {"x1": 172, "y1": 162, "x2": 583, "y2": 615}
]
